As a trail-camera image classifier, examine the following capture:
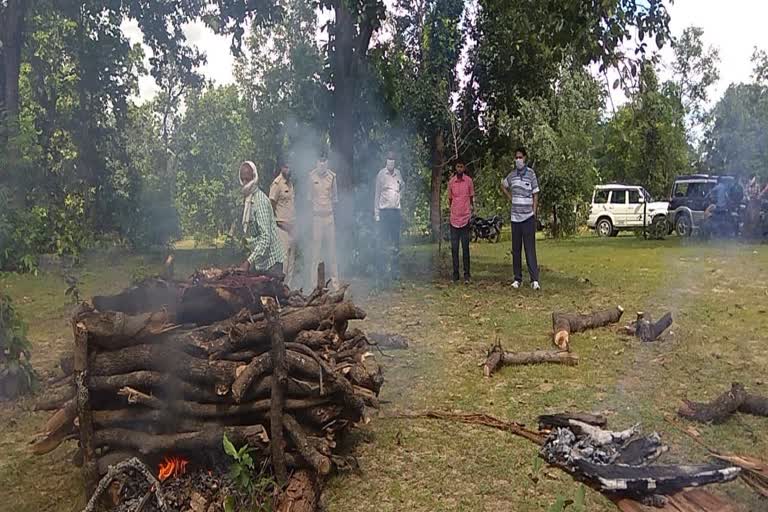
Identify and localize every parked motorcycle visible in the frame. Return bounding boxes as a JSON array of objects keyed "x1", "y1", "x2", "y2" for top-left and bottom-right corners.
[{"x1": 470, "y1": 214, "x2": 503, "y2": 243}]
